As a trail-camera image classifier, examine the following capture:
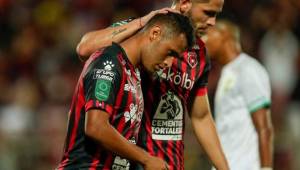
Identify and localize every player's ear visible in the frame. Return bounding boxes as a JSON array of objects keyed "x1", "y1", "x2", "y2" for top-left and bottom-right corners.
[
  {"x1": 178, "y1": 0, "x2": 192, "y2": 14},
  {"x1": 149, "y1": 25, "x2": 162, "y2": 41}
]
